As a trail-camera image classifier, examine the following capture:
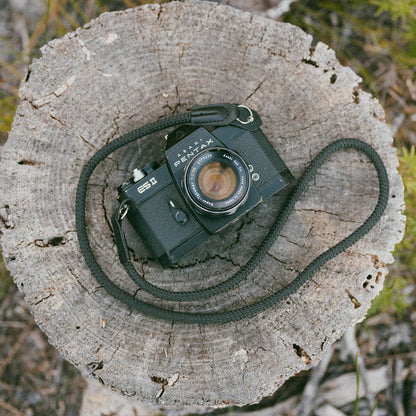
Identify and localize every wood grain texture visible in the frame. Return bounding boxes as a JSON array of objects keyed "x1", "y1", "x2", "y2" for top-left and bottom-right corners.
[{"x1": 0, "y1": 0, "x2": 405, "y2": 409}]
